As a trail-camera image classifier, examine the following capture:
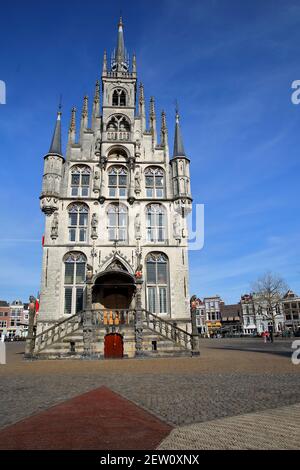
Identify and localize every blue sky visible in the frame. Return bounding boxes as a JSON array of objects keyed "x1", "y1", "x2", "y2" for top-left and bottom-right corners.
[{"x1": 0, "y1": 0, "x2": 299, "y2": 303}]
